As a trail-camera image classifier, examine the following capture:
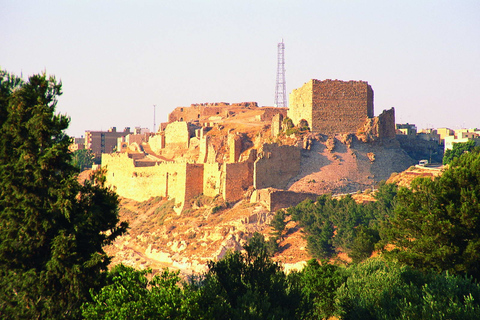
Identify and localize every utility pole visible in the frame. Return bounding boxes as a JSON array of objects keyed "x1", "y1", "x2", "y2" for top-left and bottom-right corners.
[
  {"x1": 153, "y1": 105, "x2": 156, "y2": 133},
  {"x1": 274, "y1": 39, "x2": 287, "y2": 108}
]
